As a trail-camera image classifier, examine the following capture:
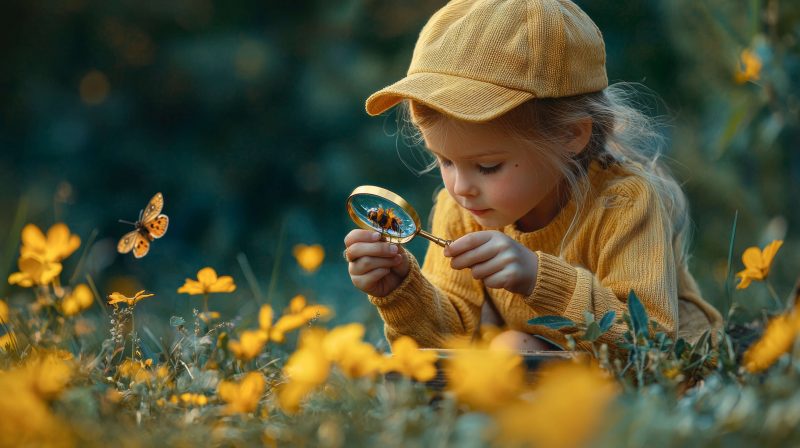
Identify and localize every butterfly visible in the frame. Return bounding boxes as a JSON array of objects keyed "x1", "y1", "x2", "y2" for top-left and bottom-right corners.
[{"x1": 117, "y1": 192, "x2": 169, "y2": 258}]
